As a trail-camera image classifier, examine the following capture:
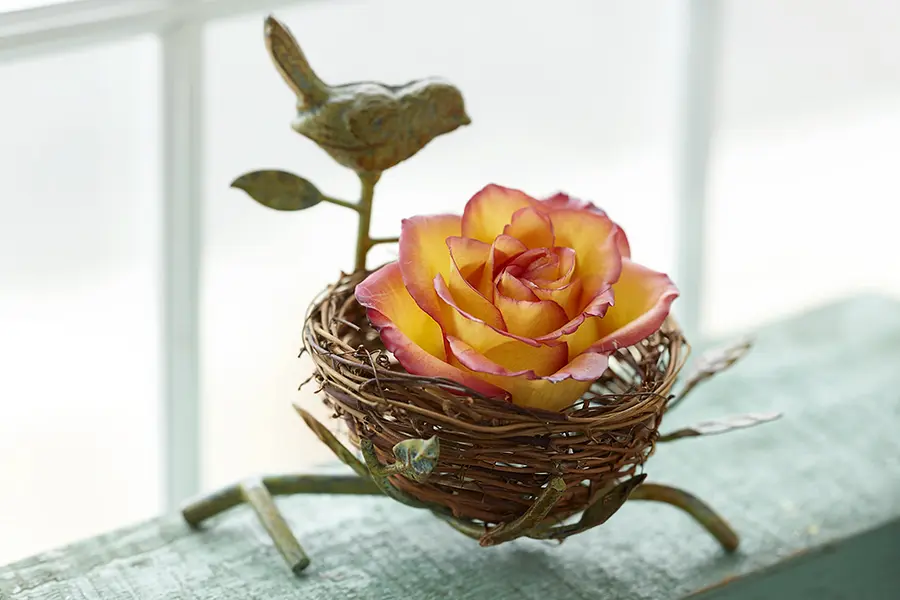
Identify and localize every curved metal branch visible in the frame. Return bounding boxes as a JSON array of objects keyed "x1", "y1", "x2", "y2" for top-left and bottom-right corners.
[
  {"x1": 630, "y1": 483, "x2": 739, "y2": 552},
  {"x1": 658, "y1": 412, "x2": 781, "y2": 442},
  {"x1": 181, "y1": 473, "x2": 382, "y2": 575},
  {"x1": 182, "y1": 474, "x2": 379, "y2": 526}
]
